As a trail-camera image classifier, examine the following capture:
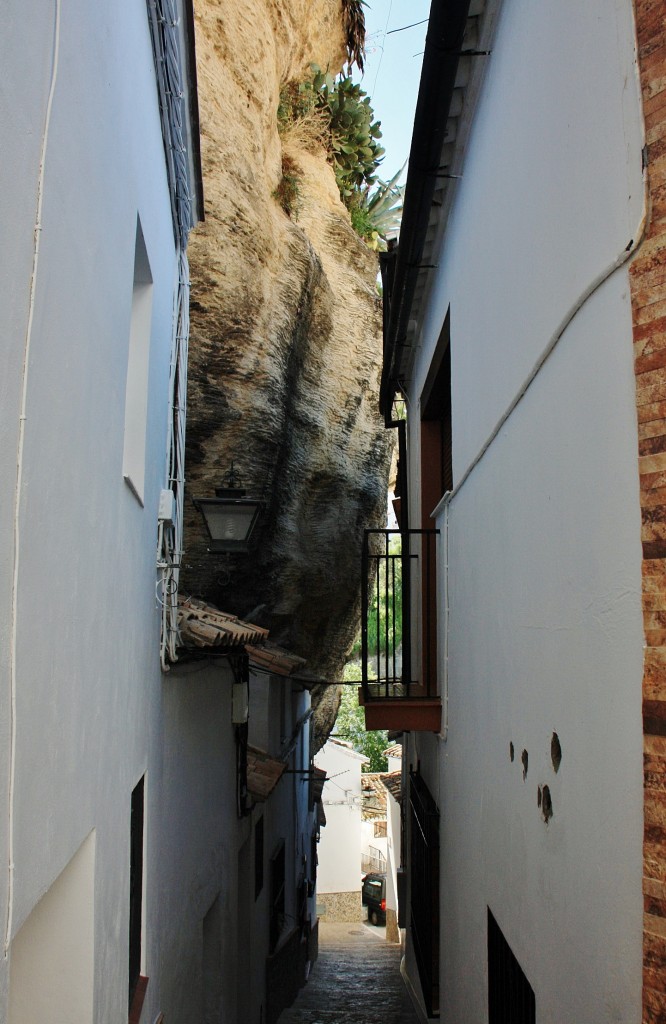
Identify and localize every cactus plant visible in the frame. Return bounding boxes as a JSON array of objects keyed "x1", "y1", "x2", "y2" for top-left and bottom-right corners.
[{"x1": 310, "y1": 67, "x2": 385, "y2": 199}]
